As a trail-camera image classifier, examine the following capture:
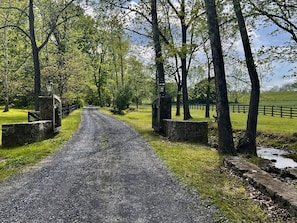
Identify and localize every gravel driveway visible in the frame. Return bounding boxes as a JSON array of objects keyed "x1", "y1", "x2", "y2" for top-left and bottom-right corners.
[{"x1": 0, "y1": 107, "x2": 215, "y2": 222}]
